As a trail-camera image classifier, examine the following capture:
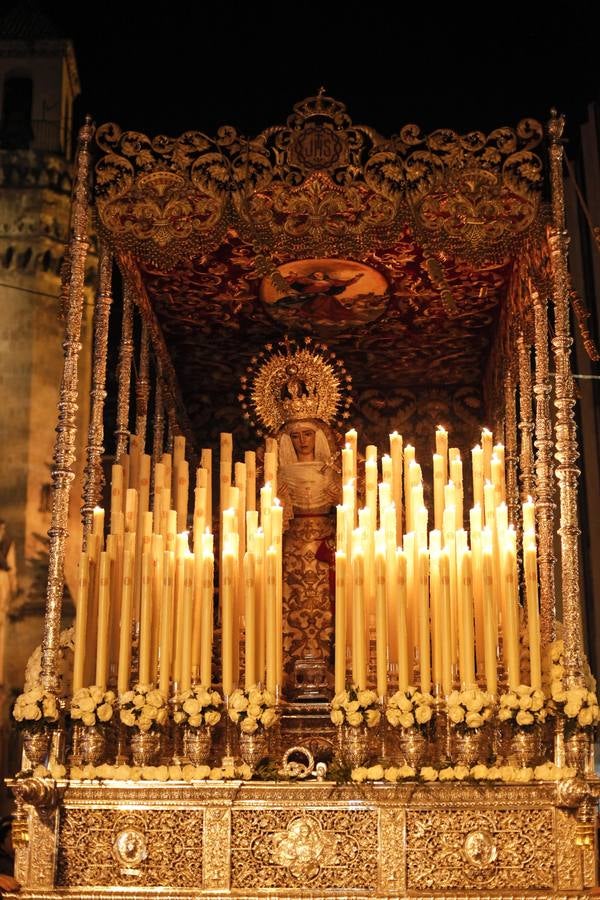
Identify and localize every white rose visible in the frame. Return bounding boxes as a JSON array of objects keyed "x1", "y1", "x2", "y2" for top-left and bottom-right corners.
[
  {"x1": 465, "y1": 694, "x2": 484, "y2": 712},
  {"x1": 120, "y1": 710, "x2": 135, "y2": 727},
  {"x1": 188, "y1": 714, "x2": 202, "y2": 727},
  {"x1": 205, "y1": 711, "x2": 221, "y2": 727},
  {"x1": 183, "y1": 699, "x2": 201, "y2": 716},
  {"x1": 81, "y1": 712, "x2": 96, "y2": 727},
  {"x1": 142, "y1": 704, "x2": 157, "y2": 719},
  {"x1": 366, "y1": 764, "x2": 384, "y2": 781},
  {"x1": 448, "y1": 706, "x2": 465, "y2": 724},
  {"x1": 420, "y1": 767, "x2": 438, "y2": 782},
  {"x1": 365, "y1": 709, "x2": 381, "y2": 728},
  {"x1": 231, "y1": 693, "x2": 249, "y2": 712},
  {"x1": 247, "y1": 704, "x2": 262, "y2": 719},
  {"x1": 155, "y1": 708, "x2": 168, "y2": 726},
  {"x1": 90, "y1": 686, "x2": 104, "y2": 705},
  {"x1": 578, "y1": 707, "x2": 593, "y2": 727},
  {"x1": 330, "y1": 709, "x2": 344, "y2": 726},
  {"x1": 386, "y1": 708, "x2": 401, "y2": 727},
  {"x1": 78, "y1": 697, "x2": 96, "y2": 713},
  {"x1": 97, "y1": 703, "x2": 113, "y2": 723},
  {"x1": 399, "y1": 712, "x2": 415, "y2": 729},
  {"x1": 465, "y1": 711, "x2": 484, "y2": 729},
  {"x1": 240, "y1": 716, "x2": 258, "y2": 734},
  {"x1": 260, "y1": 708, "x2": 277, "y2": 729},
  {"x1": 516, "y1": 710, "x2": 534, "y2": 727},
  {"x1": 331, "y1": 691, "x2": 346, "y2": 710},
  {"x1": 415, "y1": 706, "x2": 432, "y2": 725},
  {"x1": 147, "y1": 690, "x2": 165, "y2": 709},
  {"x1": 196, "y1": 689, "x2": 211, "y2": 707},
  {"x1": 358, "y1": 690, "x2": 377, "y2": 708},
  {"x1": 346, "y1": 711, "x2": 363, "y2": 727}
]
